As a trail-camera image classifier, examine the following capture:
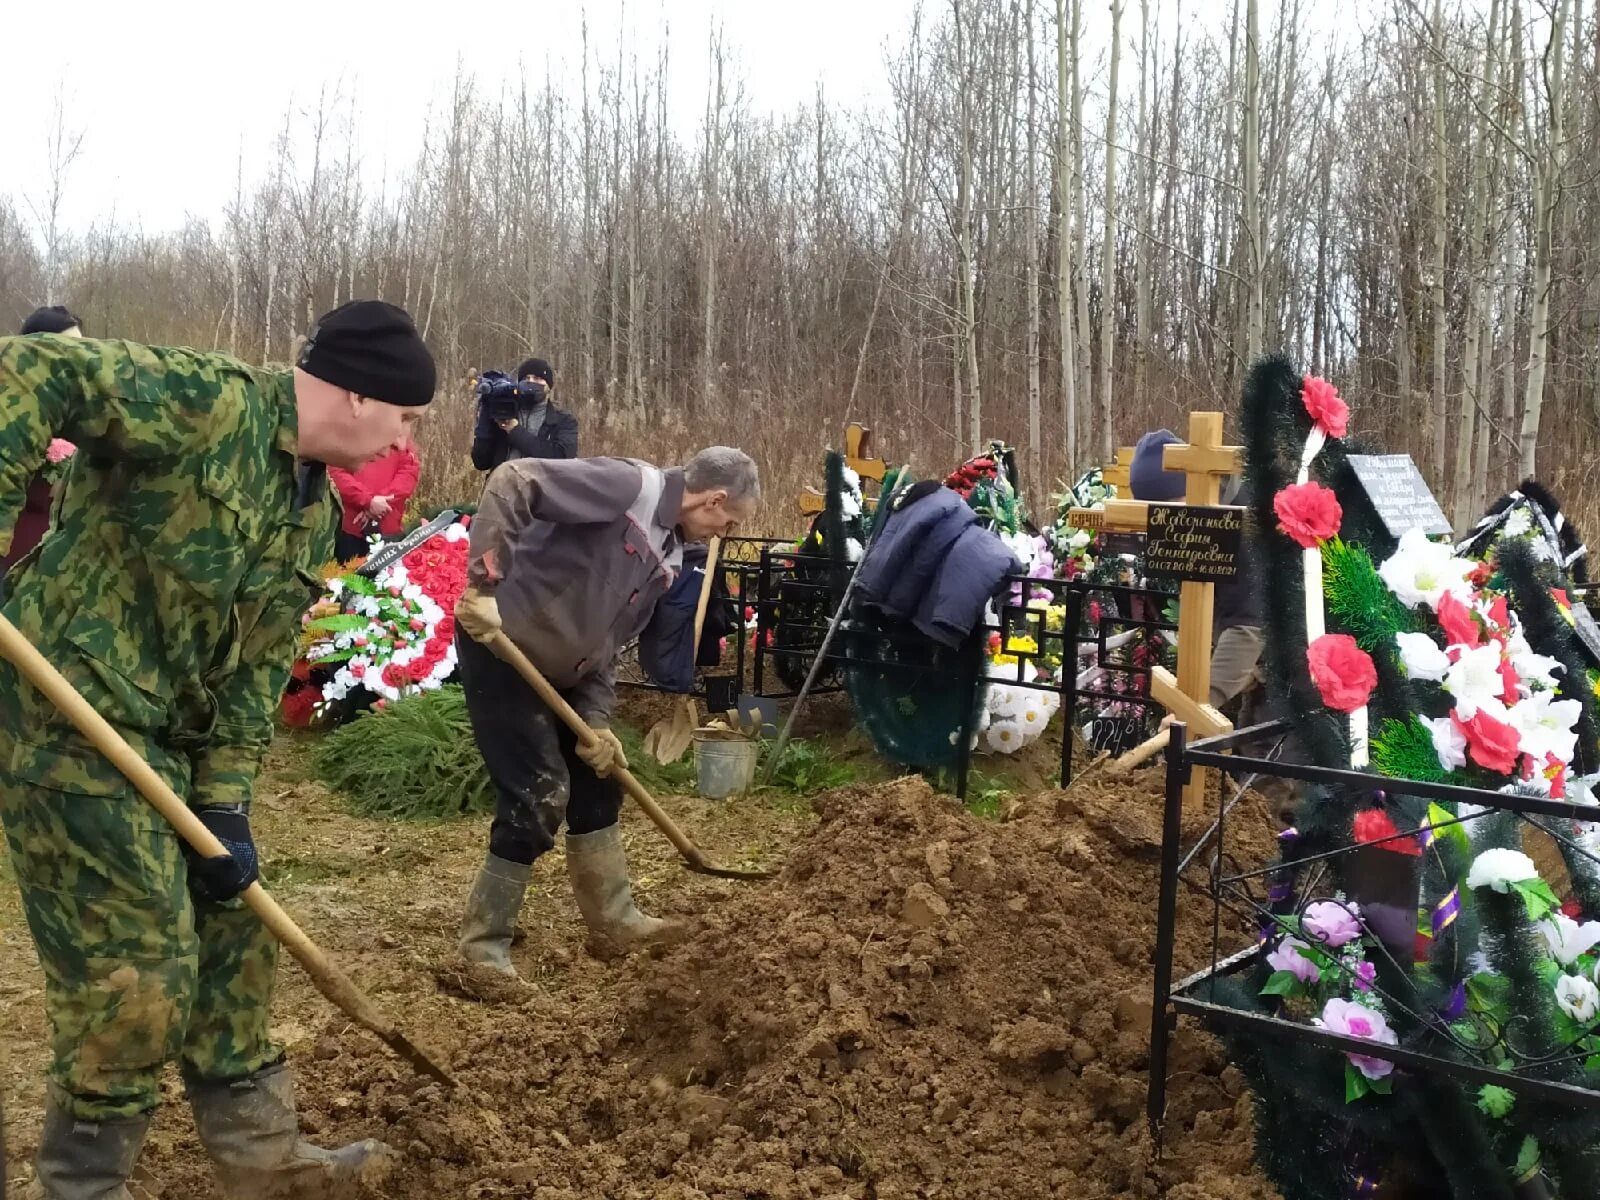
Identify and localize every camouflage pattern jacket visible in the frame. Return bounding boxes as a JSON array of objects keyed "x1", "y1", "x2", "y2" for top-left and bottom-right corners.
[{"x1": 0, "y1": 334, "x2": 335, "y2": 807}]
